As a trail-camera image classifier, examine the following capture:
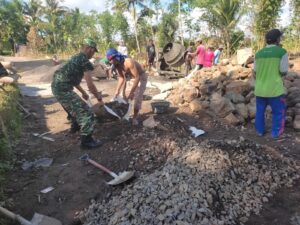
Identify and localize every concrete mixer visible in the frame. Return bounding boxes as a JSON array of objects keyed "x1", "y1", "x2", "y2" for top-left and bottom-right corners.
[{"x1": 157, "y1": 42, "x2": 187, "y2": 78}]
